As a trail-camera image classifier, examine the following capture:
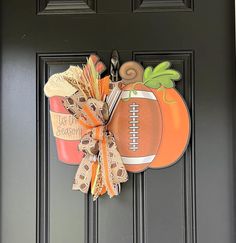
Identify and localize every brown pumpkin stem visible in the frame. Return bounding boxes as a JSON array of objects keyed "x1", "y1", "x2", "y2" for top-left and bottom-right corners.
[{"x1": 119, "y1": 61, "x2": 144, "y2": 84}]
